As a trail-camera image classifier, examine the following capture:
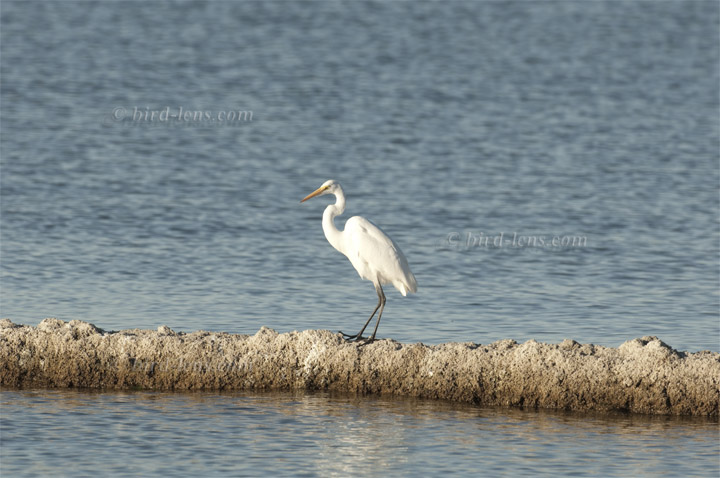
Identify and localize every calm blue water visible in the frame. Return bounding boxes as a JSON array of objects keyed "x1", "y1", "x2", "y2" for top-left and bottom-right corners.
[
  {"x1": 1, "y1": 1, "x2": 718, "y2": 476},
  {"x1": 1, "y1": 388, "x2": 718, "y2": 478}
]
